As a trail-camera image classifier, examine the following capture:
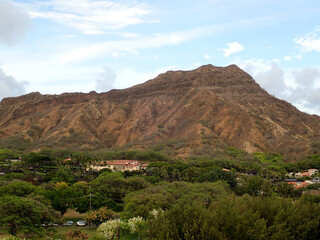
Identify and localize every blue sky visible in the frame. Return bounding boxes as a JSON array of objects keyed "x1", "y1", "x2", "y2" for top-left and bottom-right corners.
[{"x1": 0, "y1": 0, "x2": 320, "y2": 115}]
